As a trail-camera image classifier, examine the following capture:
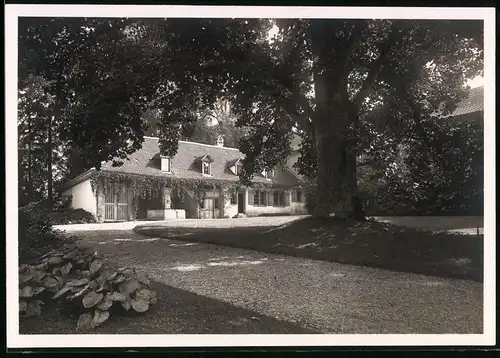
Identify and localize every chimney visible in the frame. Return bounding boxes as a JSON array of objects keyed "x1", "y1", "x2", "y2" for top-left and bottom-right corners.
[{"x1": 216, "y1": 135, "x2": 224, "y2": 147}]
